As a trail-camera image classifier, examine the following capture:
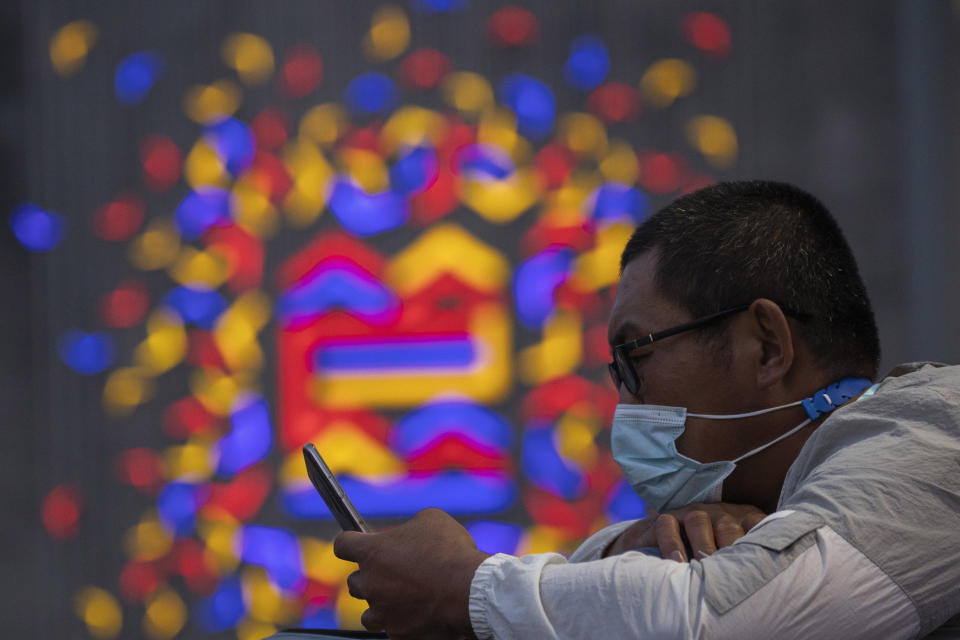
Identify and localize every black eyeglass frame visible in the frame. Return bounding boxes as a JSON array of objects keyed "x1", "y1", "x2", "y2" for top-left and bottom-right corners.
[{"x1": 608, "y1": 303, "x2": 810, "y2": 396}]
